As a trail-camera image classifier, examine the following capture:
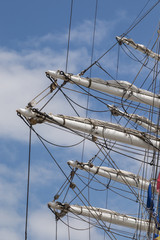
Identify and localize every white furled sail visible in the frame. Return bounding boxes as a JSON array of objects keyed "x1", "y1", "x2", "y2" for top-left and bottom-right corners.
[
  {"x1": 48, "y1": 201, "x2": 155, "y2": 233},
  {"x1": 17, "y1": 108, "x2": 160, "y2": 151},
  {"x1": 67, "y1": 160, "x2": 154, "y2": 191},
  {"x1": 108, "y1": 105, "x2": 160, "y2": 134},
  {"x1": 116, "y1": 36, "x2": 160, "y2": 61},
  {"x1": 45, "y1": 70, "x2": 160, "y2": 108}
]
